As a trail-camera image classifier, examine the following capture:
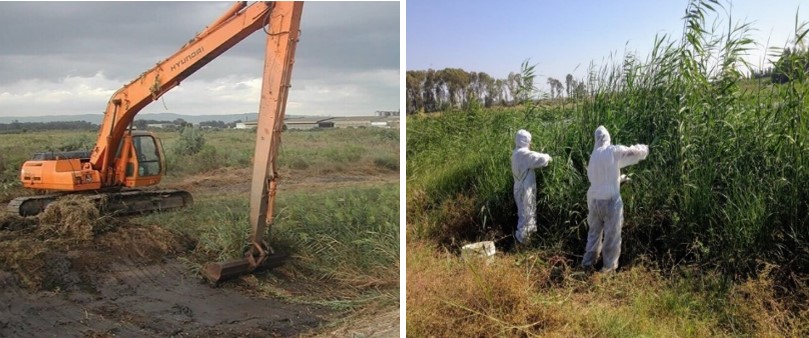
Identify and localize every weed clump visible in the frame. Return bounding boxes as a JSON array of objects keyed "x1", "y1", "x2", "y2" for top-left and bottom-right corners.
[
  {"x1": 38, "y1": 195, "x2": 100, "y2": 241},
  {"x1": 373, "y1": 155, "x2": 399, "y2": 171}
]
